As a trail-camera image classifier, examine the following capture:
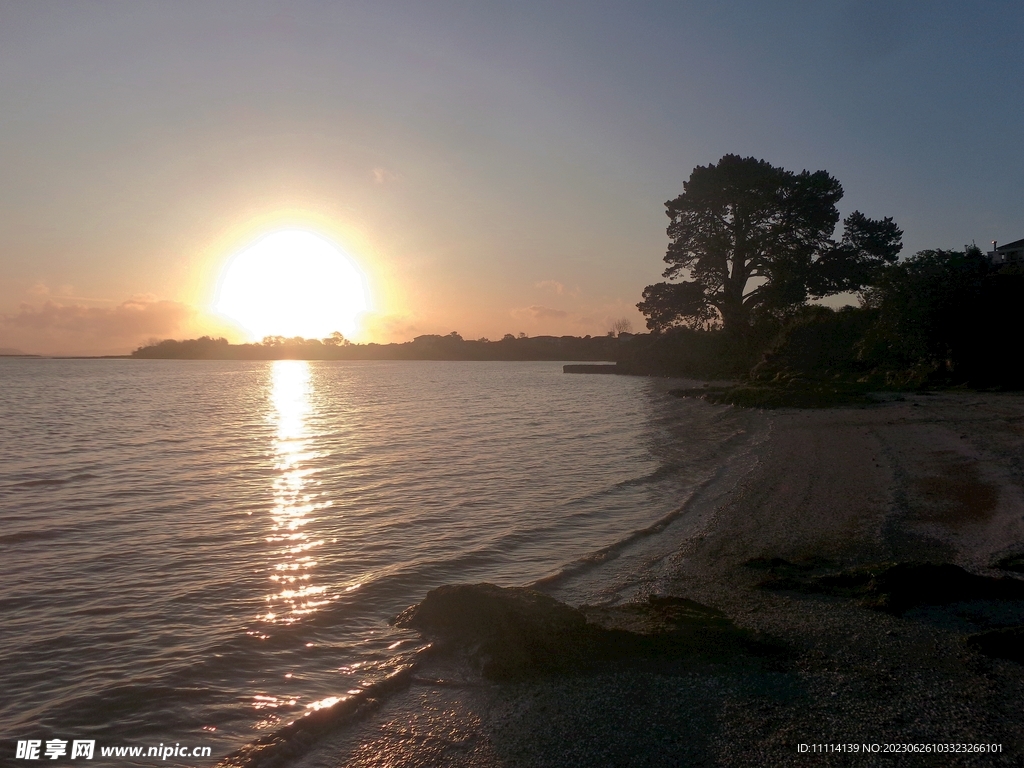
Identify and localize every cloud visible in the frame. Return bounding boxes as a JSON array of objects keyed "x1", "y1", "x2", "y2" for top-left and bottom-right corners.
[
  {"x1": 511, "y1": 305, "x2": 569, "y2": 321},
  {"x1": 534, "y1": 280, "x2": 581, "y2": 297},
  {"x1": 535, "y1": 280, "x2": 565, "y2": 295},
  {"x1": 27, "y1": 281, "x2": 114, "y2": 303},
  {"x1": 0, "y1": 297, "x2": 192, "y2": 356}
]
